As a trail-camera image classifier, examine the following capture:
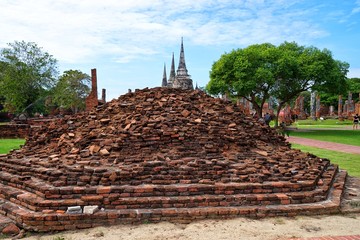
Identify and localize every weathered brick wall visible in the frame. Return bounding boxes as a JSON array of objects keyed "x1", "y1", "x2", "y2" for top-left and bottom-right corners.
[
  {"x1": 85, "y1": 68, "x2": 98, "y2": 111},
  {"x1": 356, "y1": 102, "x2": 360, "y2": 115},
  {"x1": 0, "y1": 118, "x2": 61, "y2": 138},
  {"x1": 27, "y1": 118, "x2": 60, "y2": 126},
  {"x1": 0, "y1": 124, "x2": 29, "y2": 138}
]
